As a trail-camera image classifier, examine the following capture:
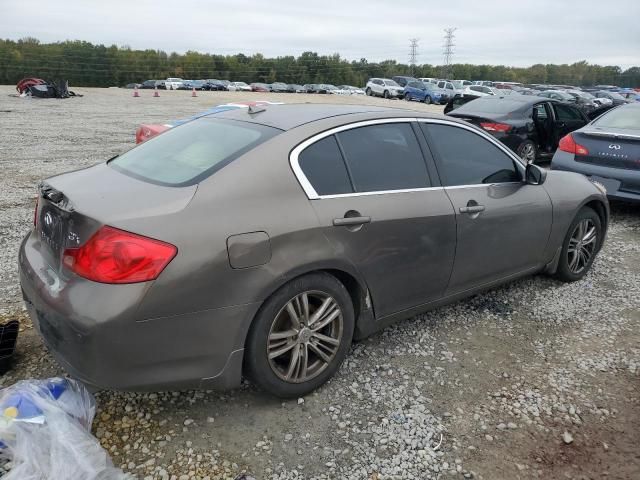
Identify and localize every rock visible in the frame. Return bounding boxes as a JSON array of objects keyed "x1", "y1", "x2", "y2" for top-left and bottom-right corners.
[
  {"x1": 562, "y1": 431, "x2": 574, "y2": 444},
  {"x1": 297, "y1": 398, "x2": 305, "y2": 405},
  {"x1": 183, "y1": 419, "x2": 194, "y2": 426}
]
